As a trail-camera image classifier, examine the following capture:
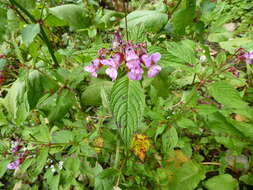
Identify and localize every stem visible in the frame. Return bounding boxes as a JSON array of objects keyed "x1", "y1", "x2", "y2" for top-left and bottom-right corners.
[
  {"x1": 9, "y1": 0, "x2": 59, "y2": 68},
  {"x1": 123, "y1": 0, "x2": 129, "y2": 41},
  {"x1": 113, "y1": 138, "x2": 120, "y2": 169},
  {"x1": 171, "y1": 0, "x2": 182, "y2": 15}
]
